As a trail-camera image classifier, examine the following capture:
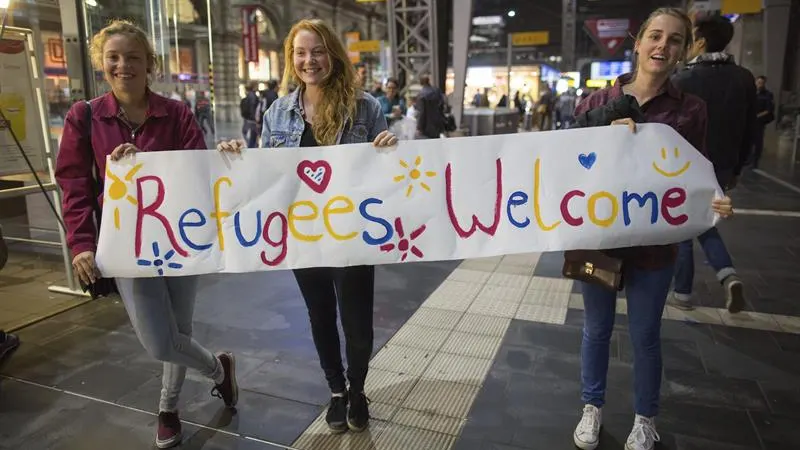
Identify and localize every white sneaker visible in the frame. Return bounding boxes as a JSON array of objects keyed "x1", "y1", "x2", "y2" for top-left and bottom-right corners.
[
  {"x1": 625, "y1": 415, "x2": 660, "y2": 450},
  {"x1": 573, "y1": 404, "x2": 602, "y2": 450}
]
